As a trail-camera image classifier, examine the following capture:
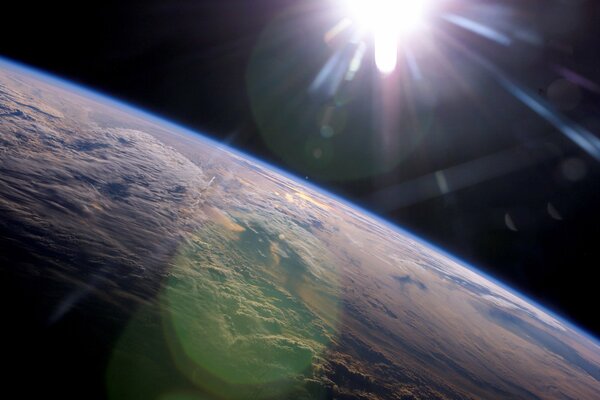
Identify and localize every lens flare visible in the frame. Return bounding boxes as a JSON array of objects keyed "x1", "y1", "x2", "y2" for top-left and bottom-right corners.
[{"x1": 342, "y1": 0, "x2": 430, "y2": 73}]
